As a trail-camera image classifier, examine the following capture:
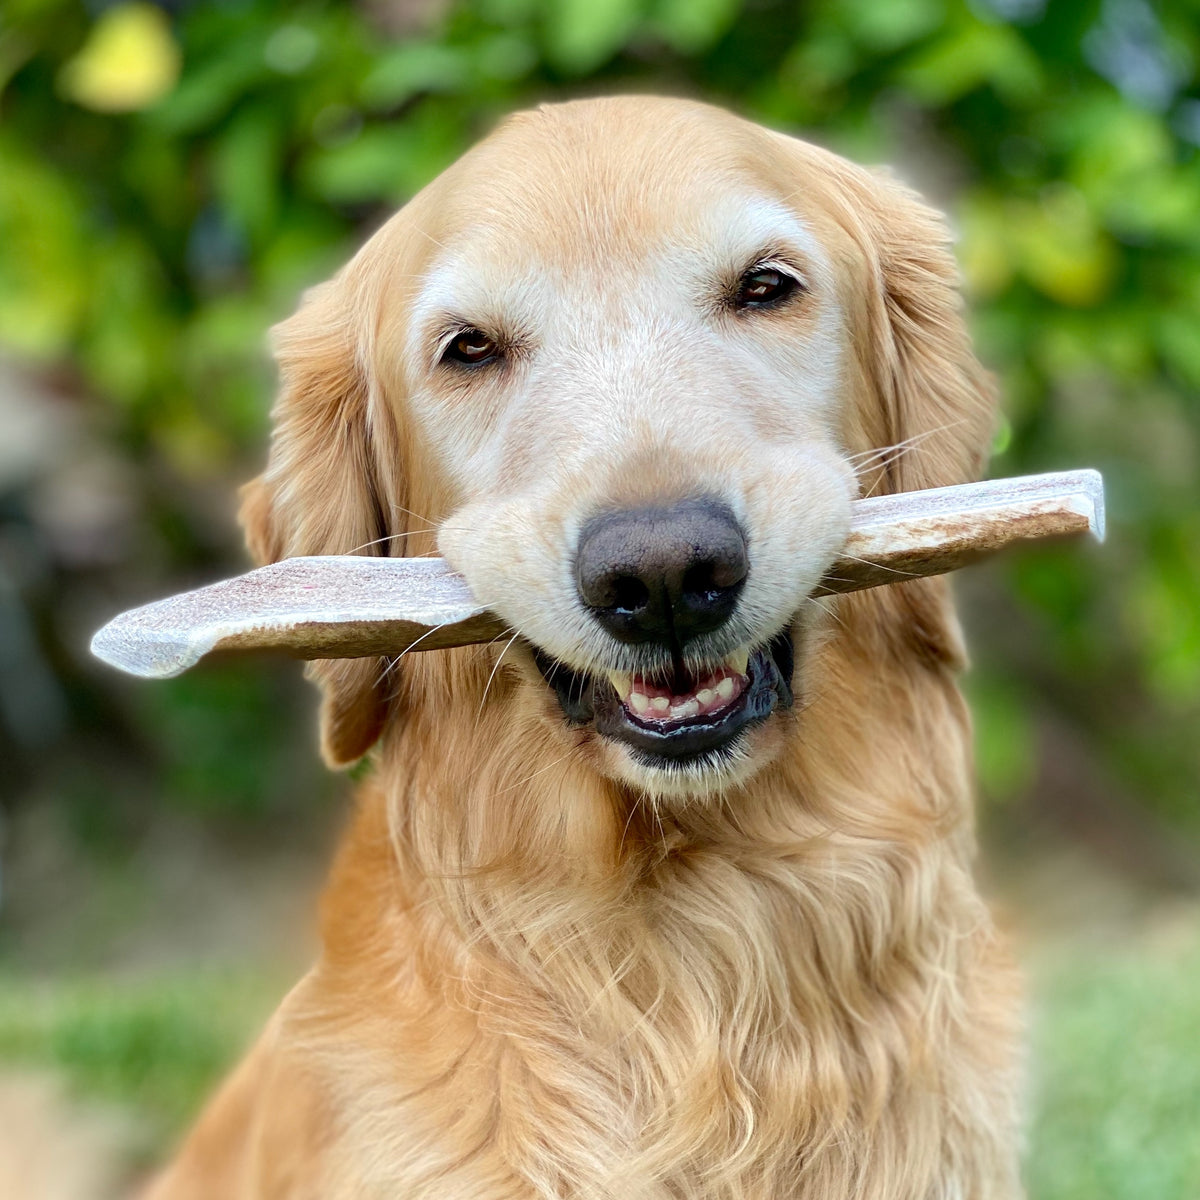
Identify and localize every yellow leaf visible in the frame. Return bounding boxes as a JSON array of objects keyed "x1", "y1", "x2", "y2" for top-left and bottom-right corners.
[
  {"x1": 957, "y1": 194, "x2": 1014, "y2": 299},
  {"x1": 59, "y1": 3, "x2": 180, "y2": 113},
  {"x1": 1014, "y1": 188, "x2": 1117, "y2": 308}
]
